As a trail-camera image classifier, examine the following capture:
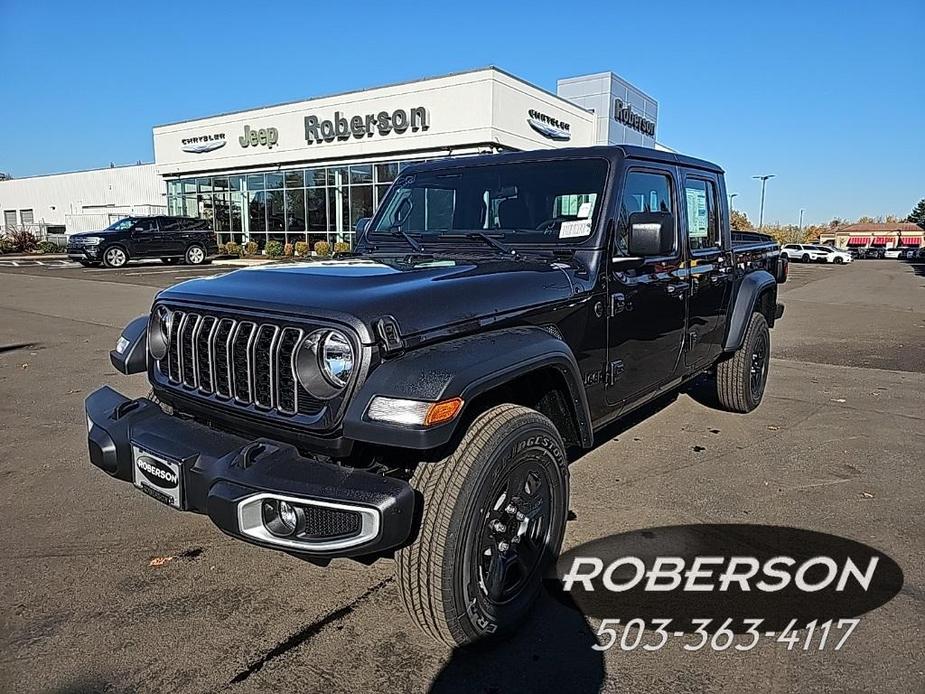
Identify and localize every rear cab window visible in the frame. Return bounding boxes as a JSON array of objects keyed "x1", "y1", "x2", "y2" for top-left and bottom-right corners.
[{"x1": 682, "y1": 176, "x2": 722, "y2": 252}]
